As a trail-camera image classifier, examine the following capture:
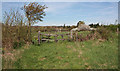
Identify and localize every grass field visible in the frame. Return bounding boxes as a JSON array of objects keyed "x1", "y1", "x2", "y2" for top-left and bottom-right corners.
[{"x1": 2, "y1": 31, "x2": 118, "y2": 69}]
